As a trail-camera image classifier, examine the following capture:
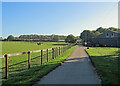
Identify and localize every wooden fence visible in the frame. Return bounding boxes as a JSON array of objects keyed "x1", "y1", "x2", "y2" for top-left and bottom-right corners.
[{"x1": 0, "y1": 44, "x2": 75, "y2": 79}]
